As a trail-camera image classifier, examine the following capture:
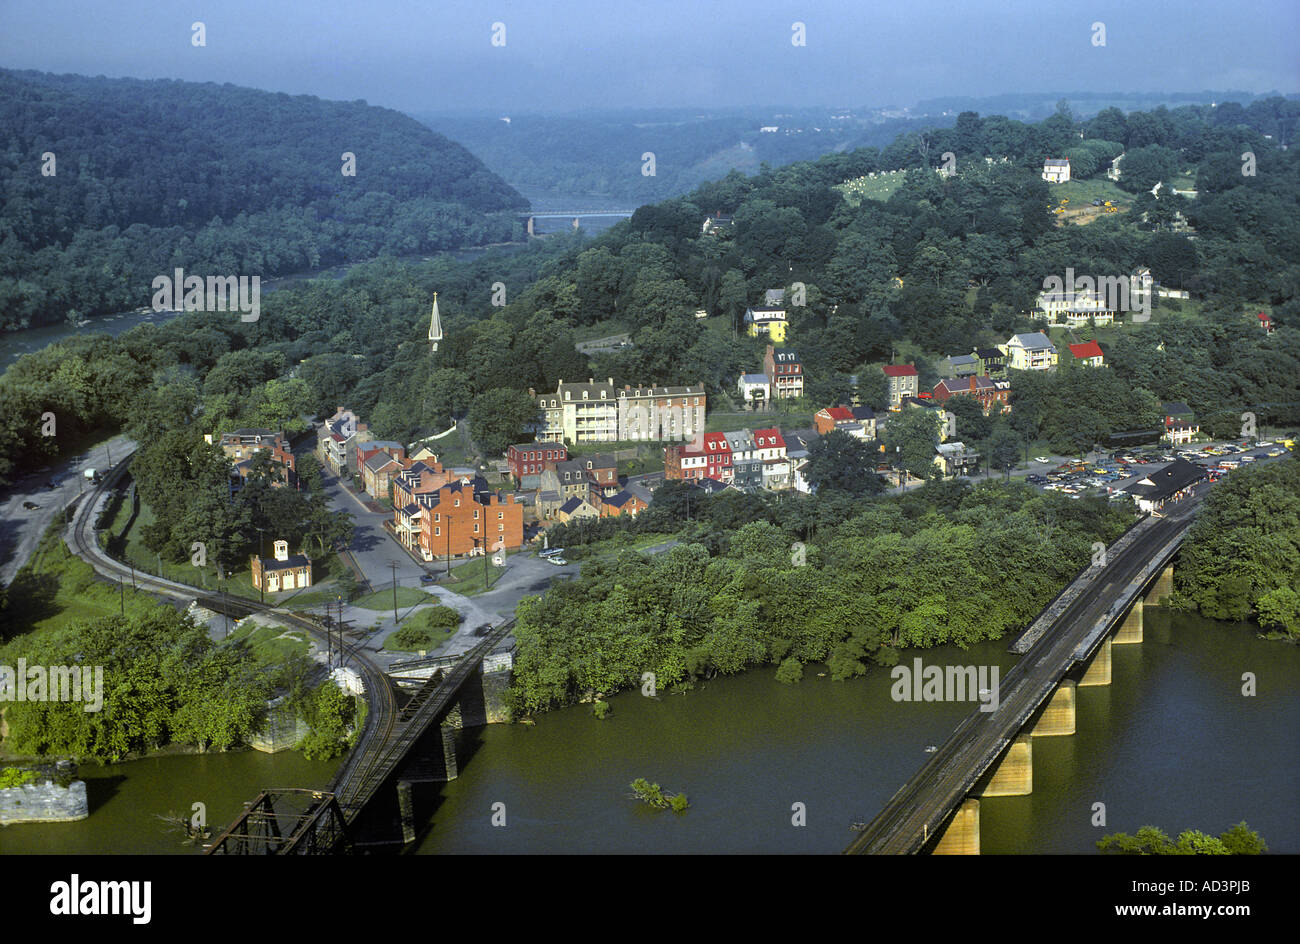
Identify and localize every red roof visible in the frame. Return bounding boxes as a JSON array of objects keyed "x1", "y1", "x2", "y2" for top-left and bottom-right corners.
[
  {"x1": 882, "y1": 364, "x2": 918, "y2": 376},
  {"x1": 821, "y1": 406, "x2": 854, "y2": 421},
  {"x1": 1258, "y1": 312, "x2": 1271, "y2": 321},
  {"x1": 702, "y1": 432, "x2": 731, "y2": 452},
  {"x1": 1069, "y1": 341, "x2": 1104, "y2": 359},
  {"x1": 753, "y1": 427, "x2": 786, "y2": 449}
]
